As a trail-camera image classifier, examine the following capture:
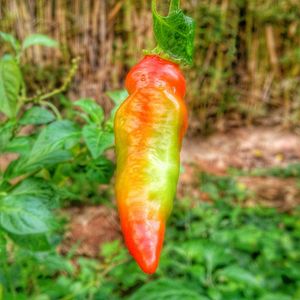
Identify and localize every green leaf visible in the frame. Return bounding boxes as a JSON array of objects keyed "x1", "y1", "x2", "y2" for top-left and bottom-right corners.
[
  {"x1": 106, "y1": 90, "x2": 128, "y2": 106},
  {"x1": 7, "y1": 232, "x2": 55, "y2": 251},
  {"x1": 151, "y1": 0, "x2": 195, "y2": 65},
  {"x1": 10, "y1": 178, "x2": 59, "y2": 208},
  {"x1": 22, "y1": 34, "x2": 59, "y2": 49},
  {"x1": 0, "y1": 57, "x2": 22, "y2": 118},
  {"x1": 259, "y1": 294, "x2": 292, "y2": 300},
  {"x1": 0, "y1": 180, "x2": 57, "y2": 235},
  {"x1": 82, "y1": 125, "x2": 114, "y2": 159},
  {"x1": 32, "y1": 120, "x2": 80, "y2": 151},
  {"x1": 106, "y1": 89, "x2": 128, "y2": 128},
  {"x1": 217, "y1": 265, "x2": 261, "y2": 287},
  {"x1": 0, "y1": 121, "x2": 15, "y2": 152},
  {"x1": 3, "y1": 136, "x2": 34, "y2": 155},
  {"x1": 4, "y1": 121, "x2": 80, "y2": 178},
  {"x1": 20, "y1": 106, "x2": 55, "y2": 125},
  {"x1": 0, "y1": 32, "x2": 20, "y2": 52},
  {"x1": 74, "y1": 98, "x2": 104, "y2": 124},
  {"x1": 86, "y1": 157, "x2": 115, "y2": 184},
  {"x1": 128, "y1": 279, "x2": 206, "y2": 300},
  {"x1": 0, "y1": 232, "x2": 7, "y2": 264}
]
